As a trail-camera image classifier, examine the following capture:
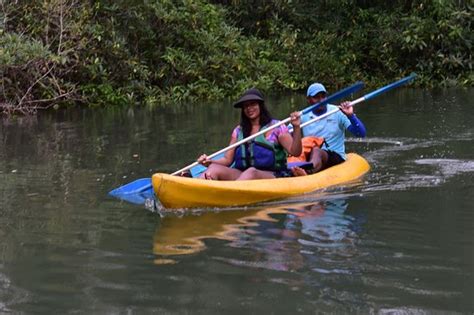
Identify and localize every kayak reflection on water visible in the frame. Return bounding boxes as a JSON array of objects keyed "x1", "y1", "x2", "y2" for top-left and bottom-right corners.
[{"x1": 153, "y1": 198, "x2": 366, "y2": 272}]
